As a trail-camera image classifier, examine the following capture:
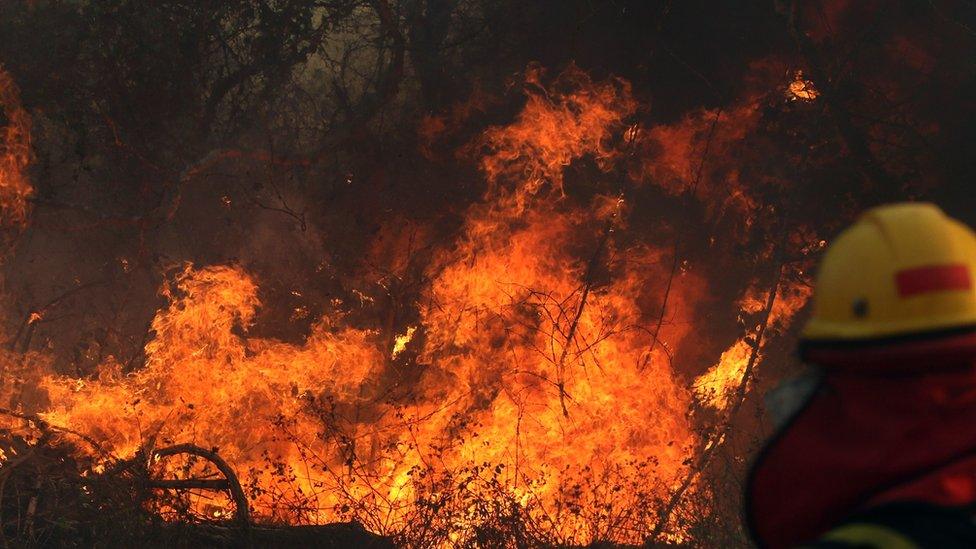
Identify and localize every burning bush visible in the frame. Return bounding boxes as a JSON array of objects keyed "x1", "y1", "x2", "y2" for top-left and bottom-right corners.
[{"x1": 0, "y1": 0, "x2": 972, "y2": 546}]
